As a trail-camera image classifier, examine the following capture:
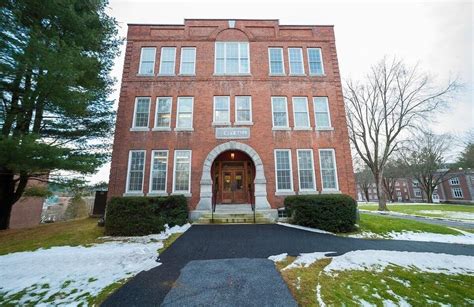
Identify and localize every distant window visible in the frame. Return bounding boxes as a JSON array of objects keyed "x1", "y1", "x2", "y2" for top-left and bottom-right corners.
[
  {"x1": 213, "y1": 96, "x2": 230, "y2": 124},
  {"x1": 452, "y1": 187, "x2": 463, "y2": 198},
  {"x1": 132, "y1": 97, "x2": 150, "y2": 129},
  {"x1": 271, "y1": 97, "x2": 289, "y2": 128},
  {"x1": 288, "y1": 48, "x2": 304, "y2": 75},
  {"x1": 449, "y1": 177, "x2": 460, "y2": 185},
  {"x1": 292, "y1": 97, "x2": 310, "y2": 129},
  {"x1": 176, "y1": 97, "x2": 193, "y2": 129},
  {"x1": 138, "y1": 47, "x2": 156, "y2": 75},
  {"x1": 126, "y1": 150, "x2": 146, "y2": 193},
  {"x1": 319, "y1": 149, "x2": 338, "y2": 190},
  {"x1": 414, "y1": 189, "x2": 422, "y2": 197},
  {"x1": 159, "y1": 47, "x2": 176, "y2": 75},
  {"x1": 180, "y1": 47, "x2": 196, "y2": 75},
  {"x1": 307, "y1": 48, "x2": 324, "y2": 75},
  {"x1": 215, "y1": 42, "x2": 249, "y2": 74},
  {"x1": 154, "y1": 97, "x2": 172, "y2": 129},
  {"x1": 268, "y1": 48, "x2": 285, "y2": 75},
  {"x1": 150, "y1": 150, "x2": 168, "y2": 193},
  {"x1": 275, "y1": 149, "x2": 293, "y2": 191},
  {"x1": 412, "y1": 180, "x2": 419, "y2": 187},
  {"x1": 235, "y1": 96, "x2": 252, "y2": 123},
  {"x1": 173, "y1": 150, "x2": 192, "y2": 193},
  {"x1": 313, "y1": 97, "x2": 332, "y2": 129},
  {"x1": 297, "y1": 149, "x2": 316, "y2": 191}
]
